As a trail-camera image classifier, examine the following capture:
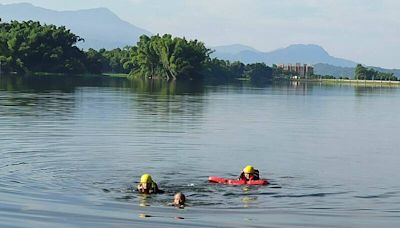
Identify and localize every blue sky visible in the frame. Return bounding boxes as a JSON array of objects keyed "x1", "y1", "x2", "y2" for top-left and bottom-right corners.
[{"x1": 1, "y1": 0, "x2": 399, "y2": 68}]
